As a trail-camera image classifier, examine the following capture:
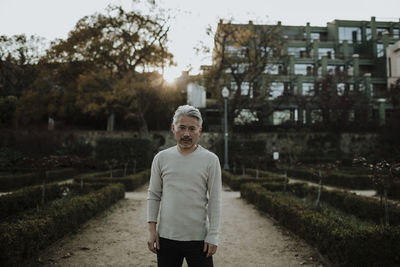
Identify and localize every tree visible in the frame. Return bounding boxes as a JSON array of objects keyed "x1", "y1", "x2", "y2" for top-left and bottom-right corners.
[
  {"x1": 0, "y1": 95, "x2": 17, "y2": 126},
  {"x1": 202, "y1": 20, "x2": 284, "y2": 128},
  {"x1": 309, "y1": 71, "x2": 371, "y2": 130},
  {"x1": 0, "y1": 34, "x2": 46, "y2": 97},
  {"x1": 14, "y1": 90, "x2": 48, "y2": 127},
  {"x1": 376, "y1": 78, "x2": 400, "y2": 159},
  {"x1": 42, "y1": 5, "x2": 174, "y2": 132}
]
